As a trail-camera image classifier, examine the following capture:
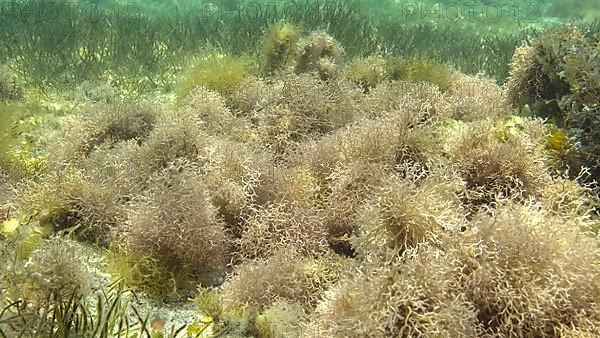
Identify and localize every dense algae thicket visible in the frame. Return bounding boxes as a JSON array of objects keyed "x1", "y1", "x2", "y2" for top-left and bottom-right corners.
[{"x1": 1, "y1": 1, "x2": 600, "y2": 337}]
